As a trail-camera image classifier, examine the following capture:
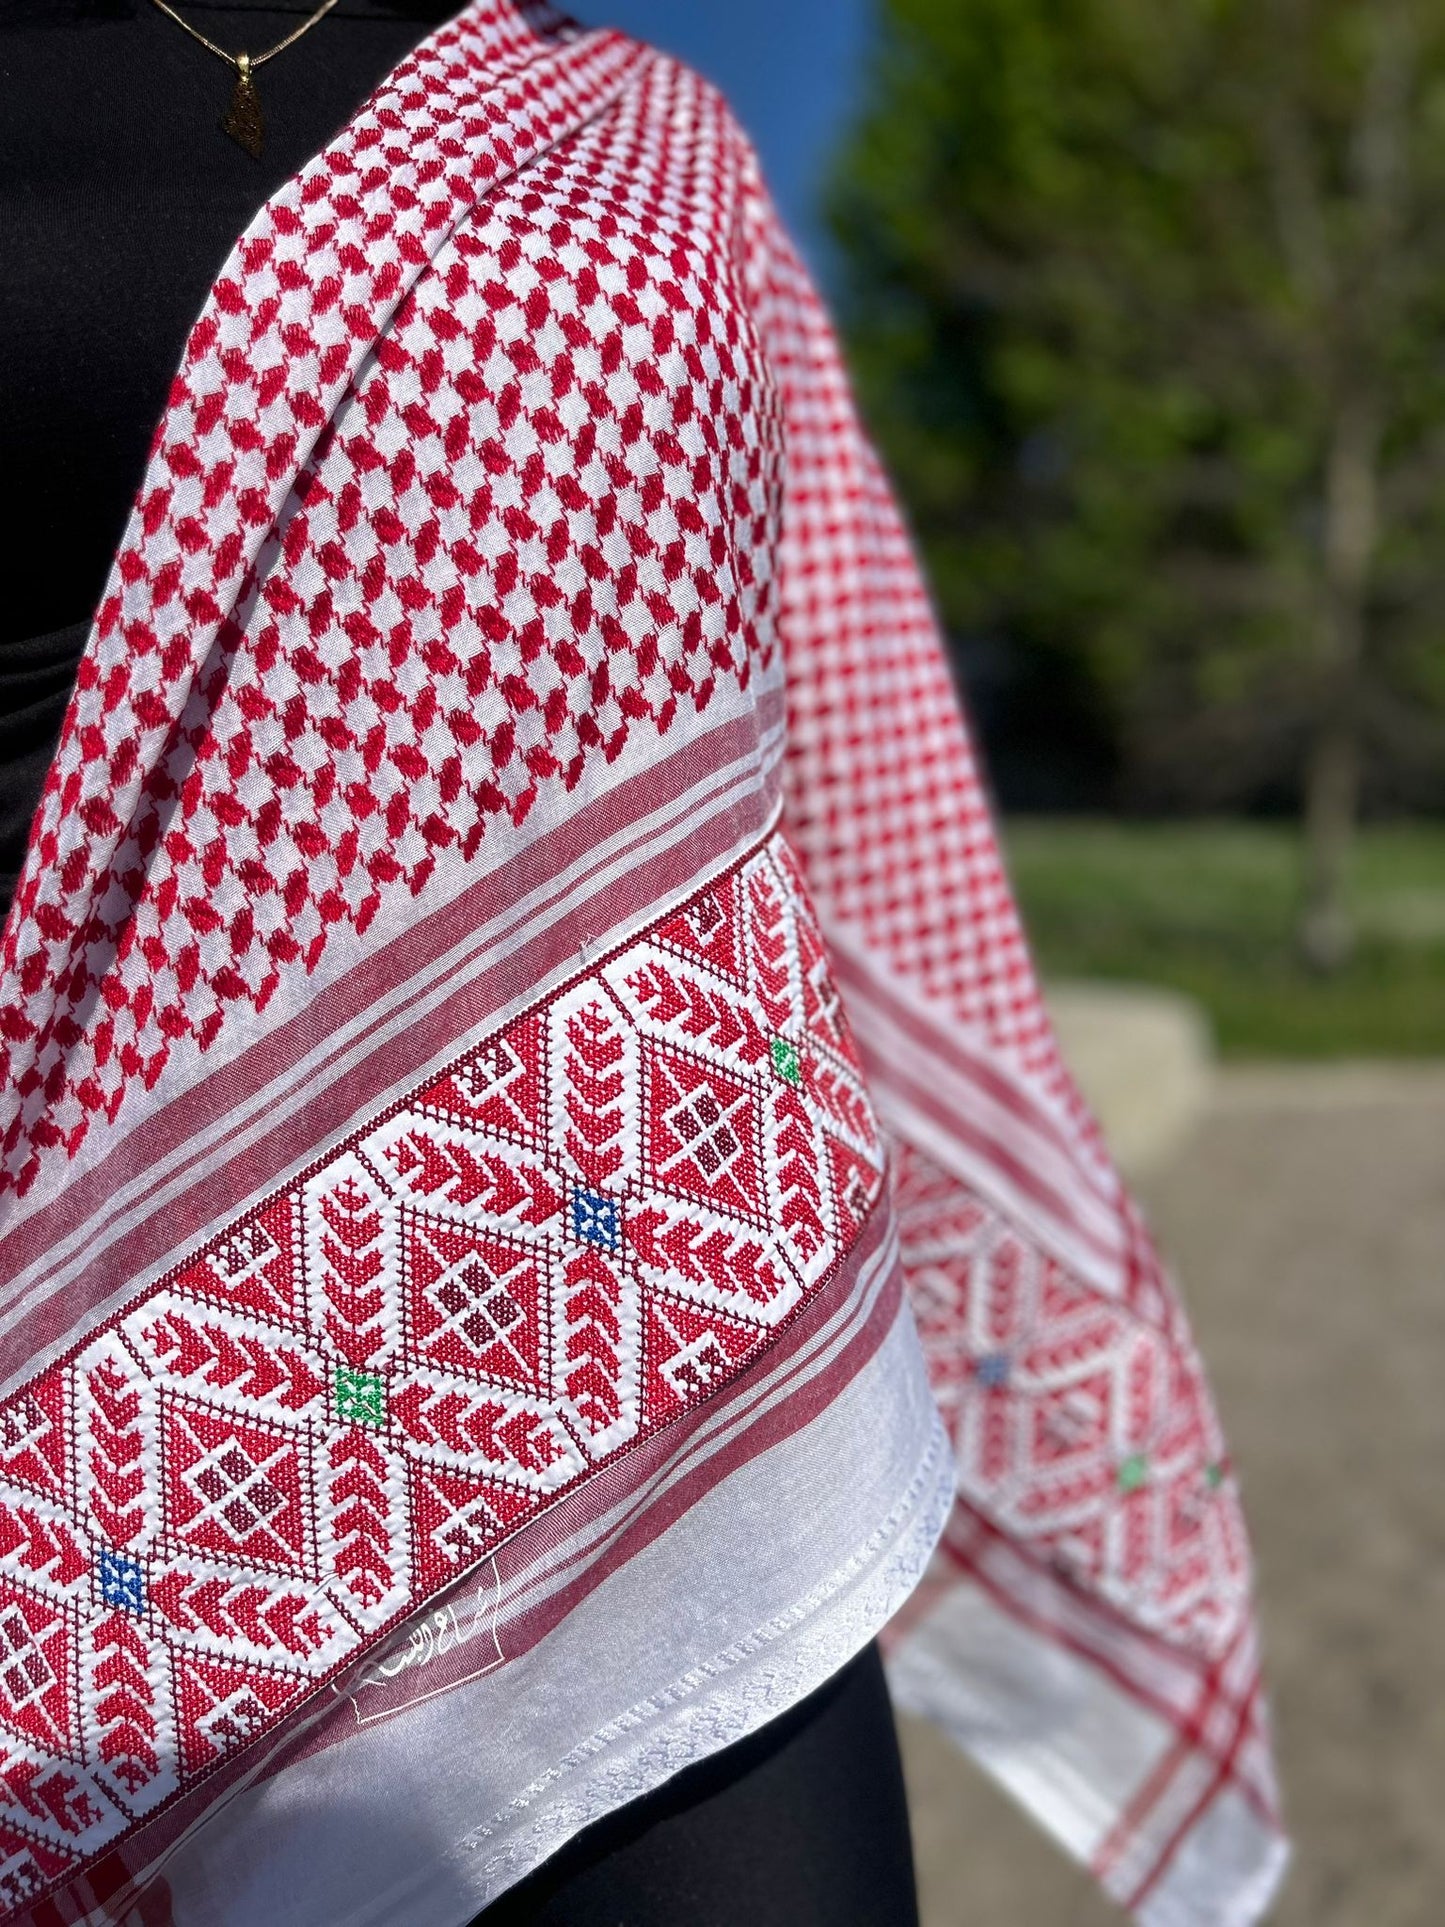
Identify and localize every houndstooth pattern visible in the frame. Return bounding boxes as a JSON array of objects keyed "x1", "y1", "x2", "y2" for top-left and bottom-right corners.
[
  {"x1": 0, "y1": 16, "x2": 779, "y2": 1199},
  {"x1": 745, "y1": 183, "x2": 1108, "y2": 1170}
]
